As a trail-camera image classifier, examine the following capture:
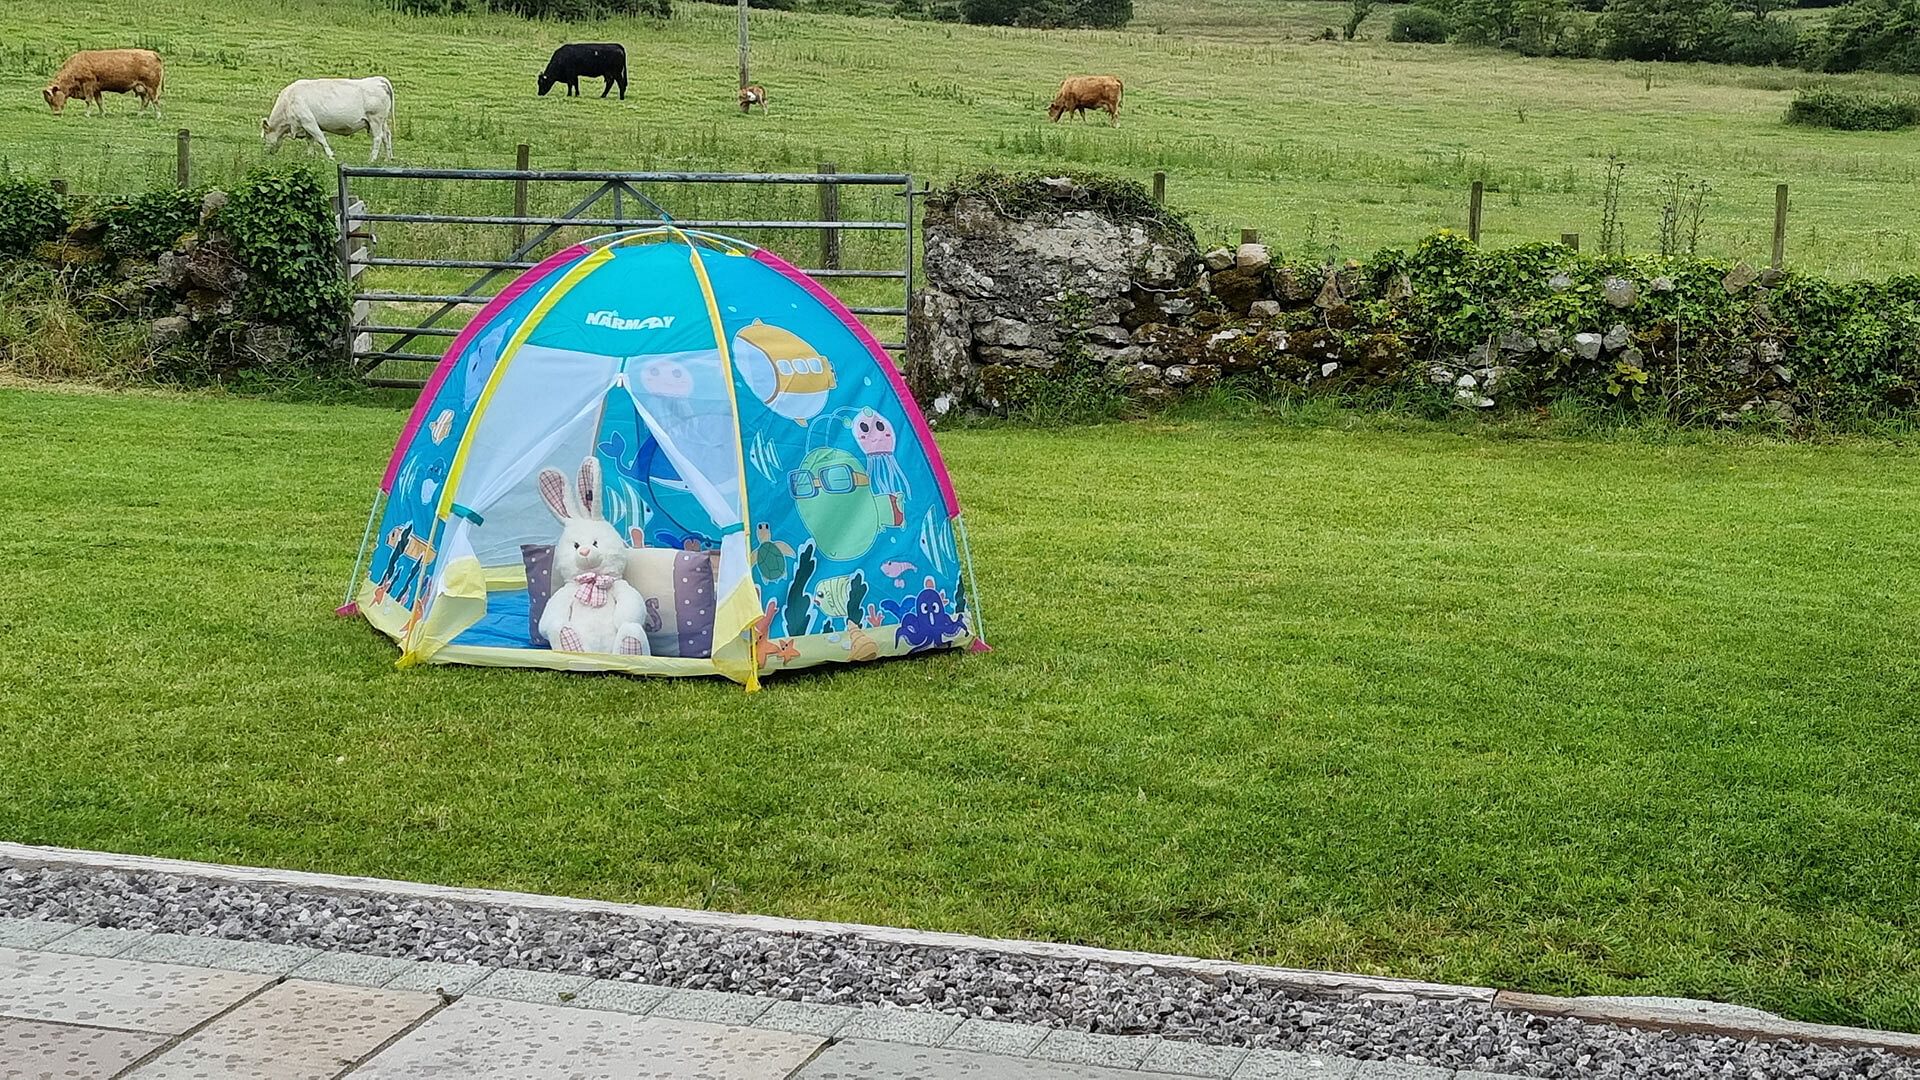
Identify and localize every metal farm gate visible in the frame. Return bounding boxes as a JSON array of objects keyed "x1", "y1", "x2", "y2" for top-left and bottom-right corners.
[{"x1": 334, "y1": 165, "x2": 917, "y2": 388}]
